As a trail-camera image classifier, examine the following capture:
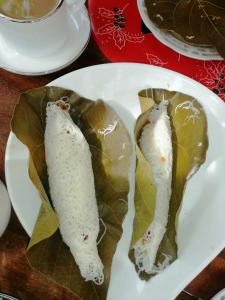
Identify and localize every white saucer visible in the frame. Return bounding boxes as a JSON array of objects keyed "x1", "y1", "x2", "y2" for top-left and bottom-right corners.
[{"x1": 0, "y1": 6, "x2": 90, "y2": 75}]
